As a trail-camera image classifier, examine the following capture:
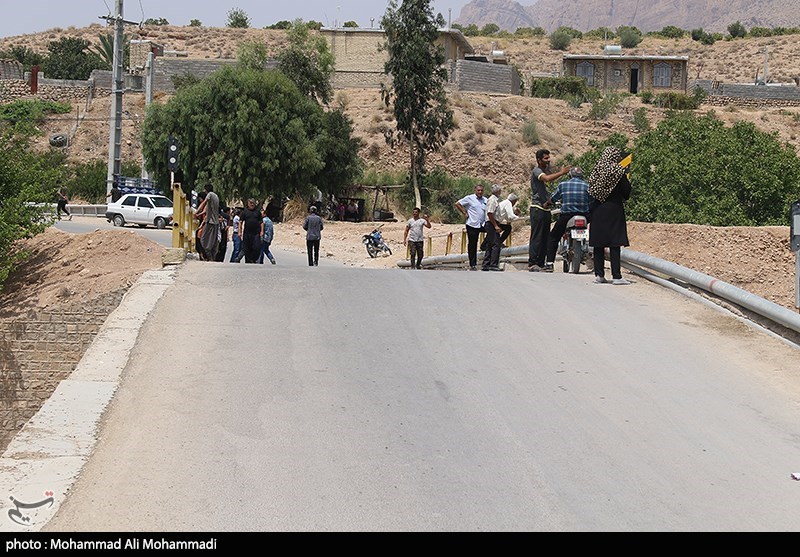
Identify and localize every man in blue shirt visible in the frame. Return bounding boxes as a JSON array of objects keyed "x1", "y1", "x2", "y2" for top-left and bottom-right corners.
[{"x1": 542, "y1": 167, "x2": 591, "y2": 272}]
